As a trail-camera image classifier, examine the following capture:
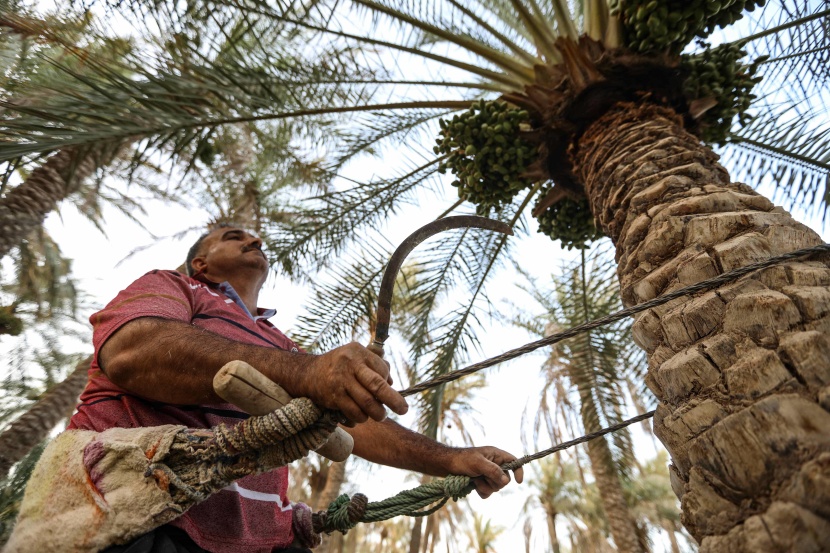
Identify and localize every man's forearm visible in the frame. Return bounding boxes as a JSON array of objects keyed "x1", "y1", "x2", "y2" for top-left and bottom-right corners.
[
  {"x1": 100, "y1": 317, "x2": 313, "y2": 404},
  {"x1": 344, "y1": 419, "x2": 457, "y2": 476}
]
